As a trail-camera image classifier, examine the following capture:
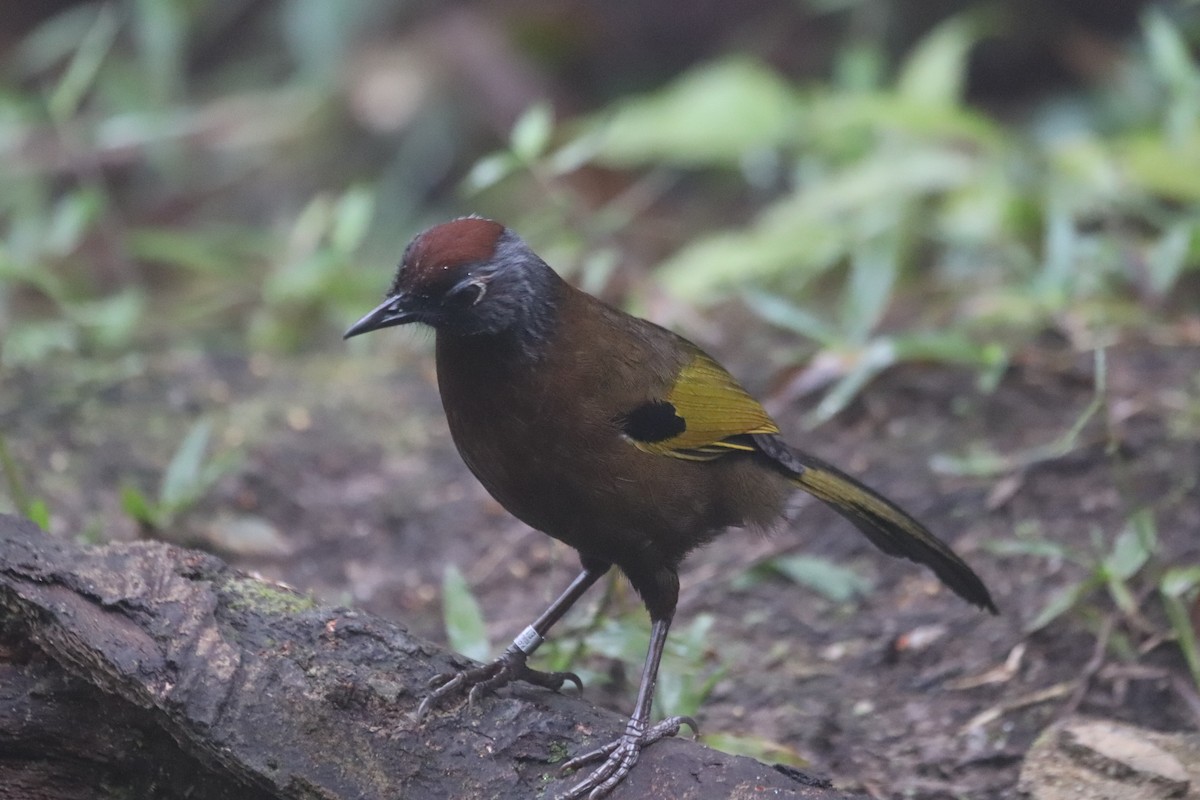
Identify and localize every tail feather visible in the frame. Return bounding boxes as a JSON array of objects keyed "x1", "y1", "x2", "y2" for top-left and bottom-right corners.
[{"x1": 753, "y1": 434, "x2": 997, "y2": 614}]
